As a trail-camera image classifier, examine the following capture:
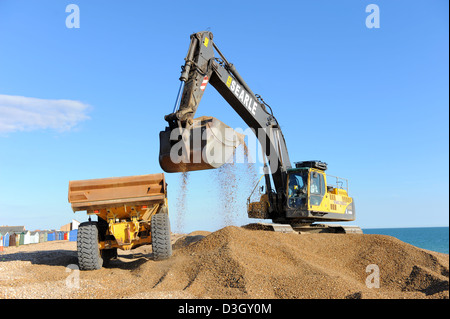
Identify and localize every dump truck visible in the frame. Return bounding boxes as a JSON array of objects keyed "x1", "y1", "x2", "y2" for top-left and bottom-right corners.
[
  {"x1": 68, "y1": 173, "x2": 172, "y2": 270},
  {"x1": 159, "y1": 31, "x2": 362, "y2": 234}
]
